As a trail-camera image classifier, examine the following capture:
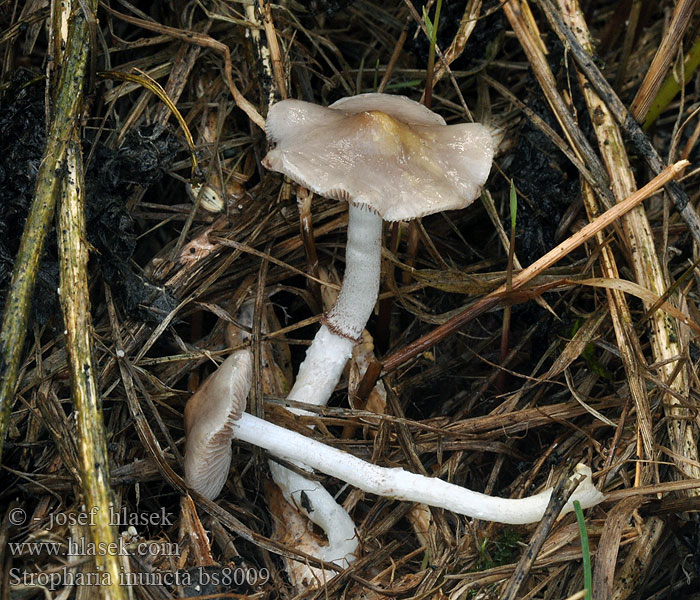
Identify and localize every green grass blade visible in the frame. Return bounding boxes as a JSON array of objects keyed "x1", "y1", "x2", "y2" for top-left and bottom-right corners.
[{"x1": 574, "y1": 500, "x2": 593, "y2": 600}]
